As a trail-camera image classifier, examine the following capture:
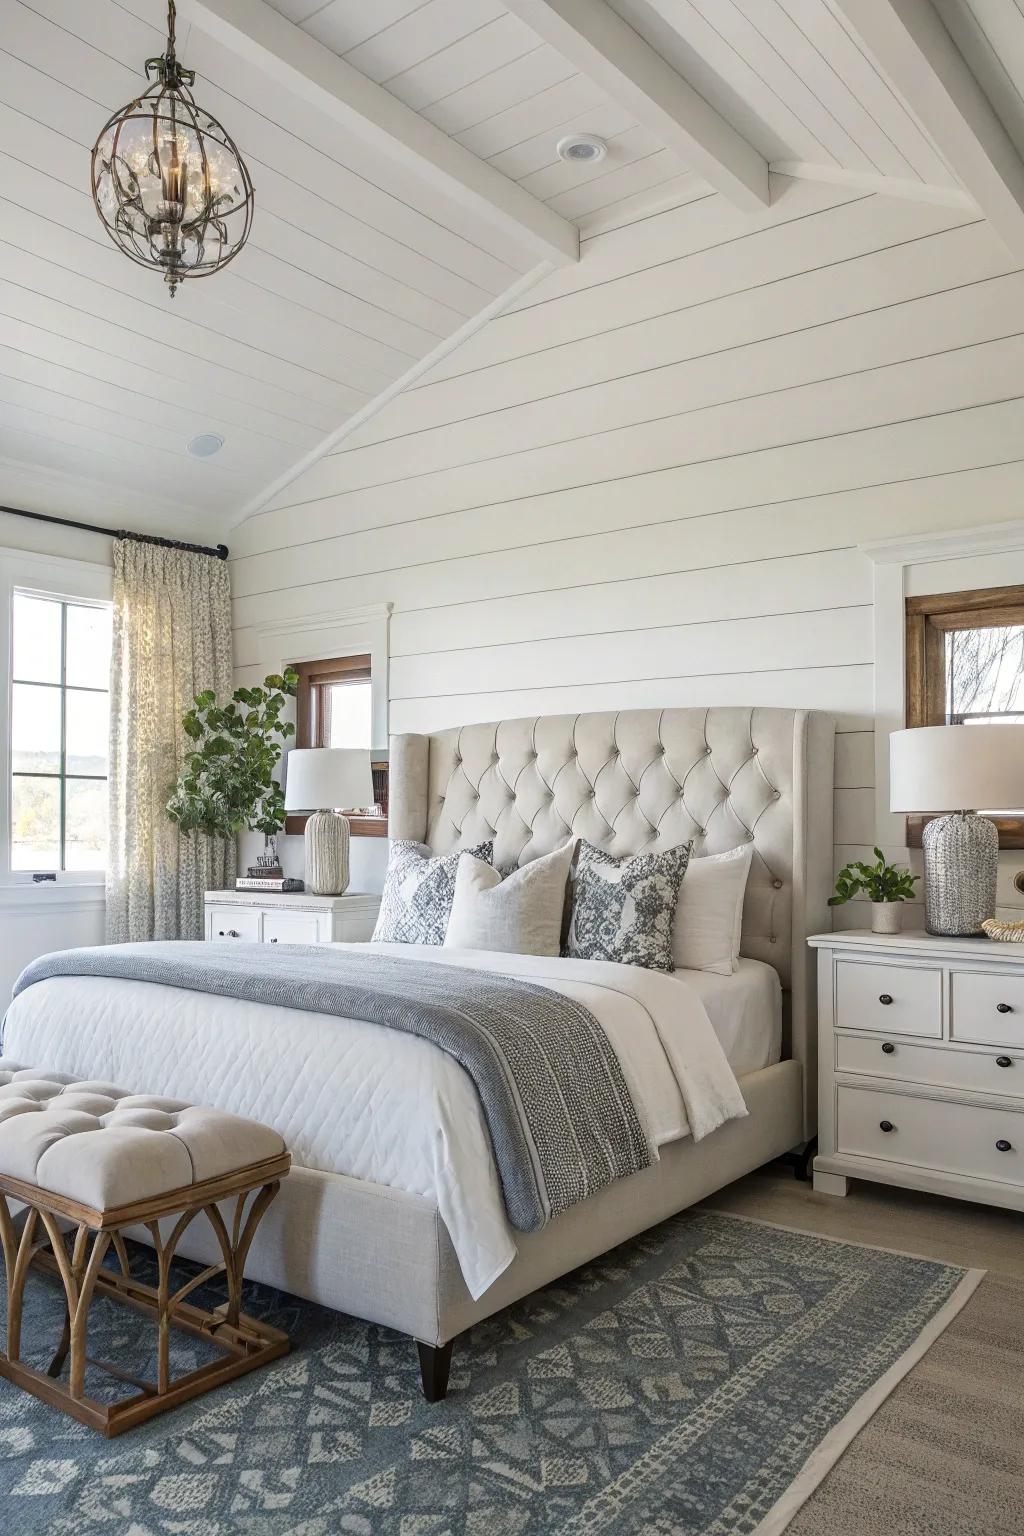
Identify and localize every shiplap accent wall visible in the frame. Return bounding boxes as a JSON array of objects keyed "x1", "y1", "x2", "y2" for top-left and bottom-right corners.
[{"x1": 231, "y1": 174, "x2": 1024, "y2": 897}]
